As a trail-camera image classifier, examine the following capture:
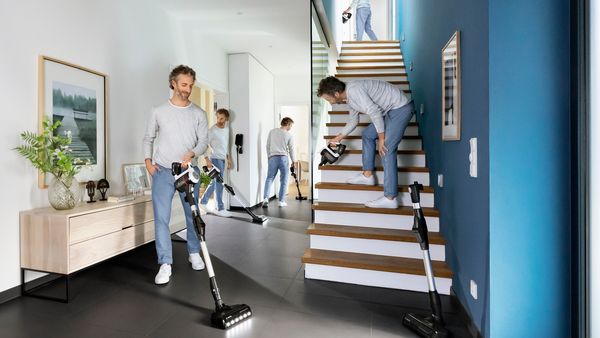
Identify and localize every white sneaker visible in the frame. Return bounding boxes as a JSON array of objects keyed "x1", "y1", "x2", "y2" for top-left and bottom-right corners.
[
  {"x1": 262, "y1": 198, "x2": 269, "y2": 208},
  {"x1": 188, "y1": 253, "x2": 205, "y2": 271},
  {"x1": 279, "y1": 201, "x2": 288, "y2": 207},
  {"x1": 154, "y1": 264, "x2": 171, "y2": 285},
  {"x1": 346, "y1": 173, "x2": 376, "y2": 185},
  {"x1": 214, "y1": 209, "x2": 233, "y2": 218},
  {"x1": 365, "y1": 196, "x2": 398, "y2": 209},
  {"x1": 198, "y1": 203, "x2": 209, "y2": 215}
]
